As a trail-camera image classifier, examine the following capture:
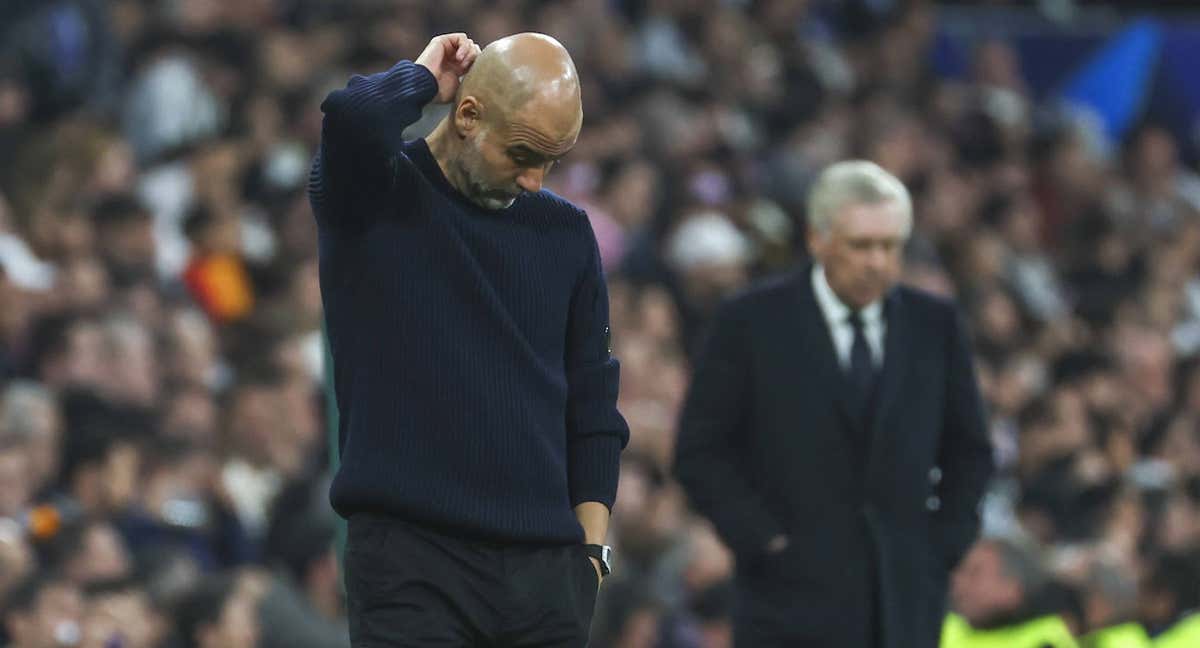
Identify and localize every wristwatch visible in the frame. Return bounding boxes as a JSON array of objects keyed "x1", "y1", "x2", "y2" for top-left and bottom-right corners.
[{"x1": 583, "y1": 544, "x2": 613, "y2": 577}]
